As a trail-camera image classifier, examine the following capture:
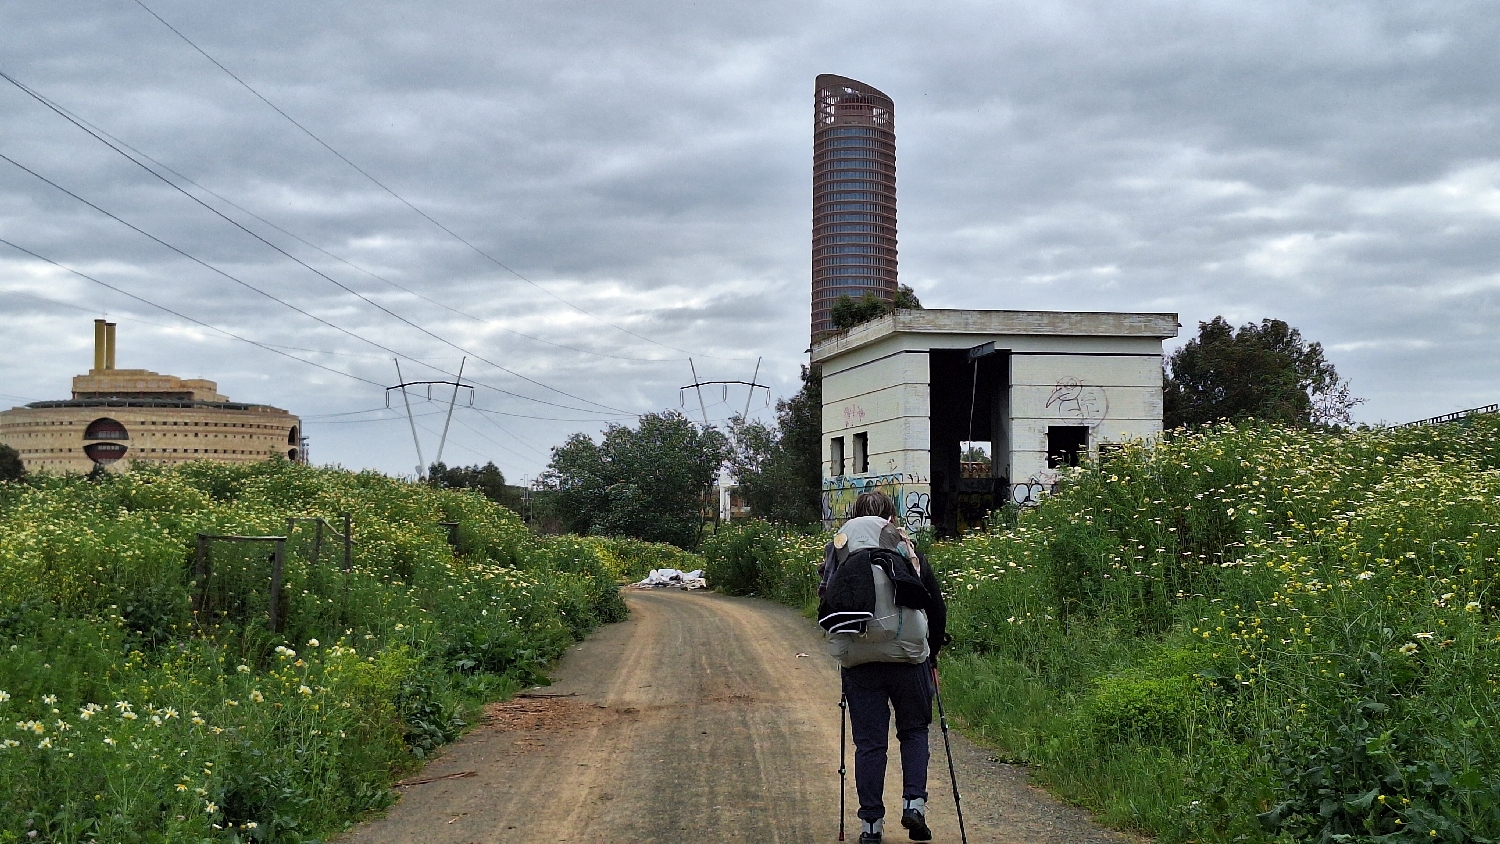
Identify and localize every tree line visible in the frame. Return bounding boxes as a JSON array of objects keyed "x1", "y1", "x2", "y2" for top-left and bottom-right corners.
[
  {"x1": 526, "y1": 314, "x2": 1363, "y2": 548},
  {"x1": 0, "y1": 313, "x2": 1364, "y2": 549}
]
